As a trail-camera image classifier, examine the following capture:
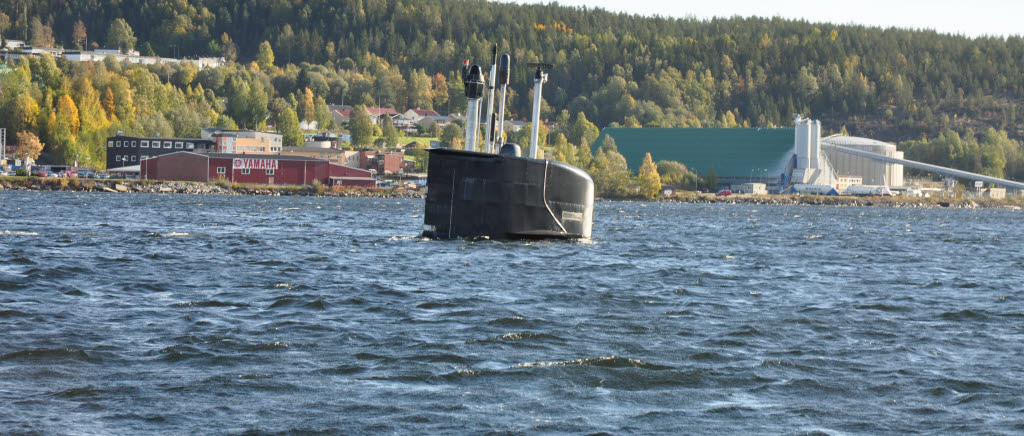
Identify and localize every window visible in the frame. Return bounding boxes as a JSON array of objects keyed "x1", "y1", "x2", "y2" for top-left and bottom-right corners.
[
  {"x1": 131, "y1": 155, "x2": 137, "y2": 162},
  {"x1": 141, "y1": 140, "x2": 149, "y2": 148},
  {"x1": 216, "y1": 167, "x2": 226, "y2": 174},
  {"x1": 186, "y1": 142, "x2": 194, "y2": 149},
  {"x1": 116, "y1": 141, "x2": 121, "y2": 147},
  {"x1": 241, "y1": 168, "x2": 251, "y2": 175},
  {"x1": 115, "y1": 155, "x2": 122, "y2": 161},
  {"x1": 164, "y1": 141, "x2": 172, "y2": 149},
  {"x1": 132, "y1": 141, "x2": 137, "y2": 147},
  {"x1": 107, "y1": 140, "x2": 113, "y2": 147},
  {"x1": 175, "y1": 141, "x2": 183, "y2": 149},
  {"x1": 266, "y1": 169, "x2": 275, "y2": 175}
]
